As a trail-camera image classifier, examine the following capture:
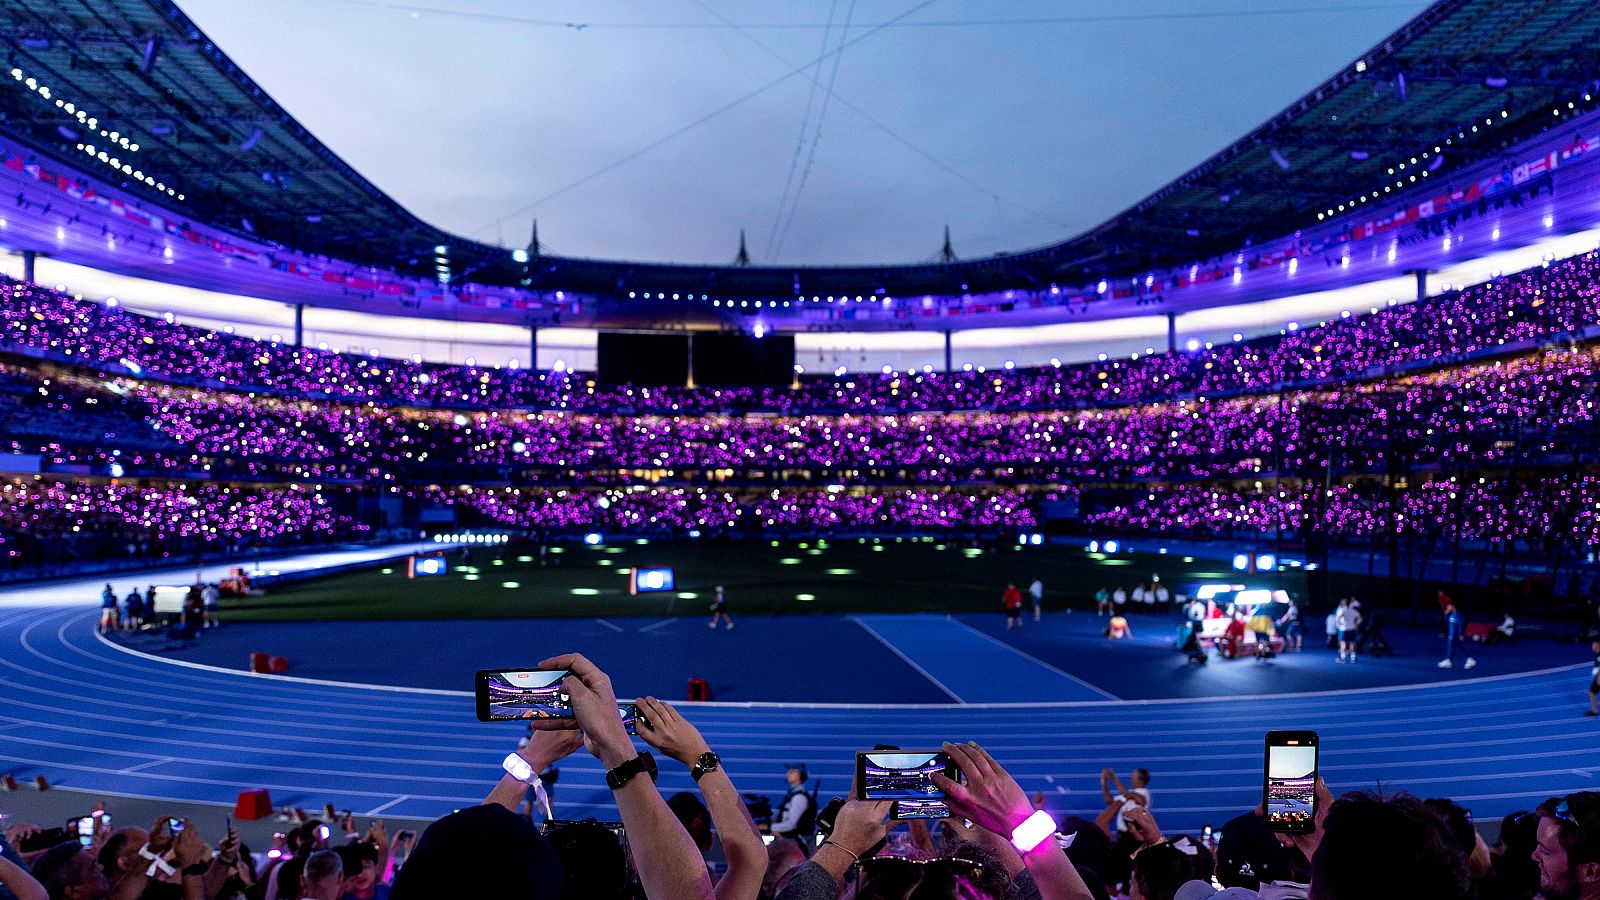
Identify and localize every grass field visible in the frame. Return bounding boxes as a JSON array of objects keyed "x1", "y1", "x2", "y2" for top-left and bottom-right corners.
[{"x1": 222, "y1": 537, "x2": 1317, "y2": 621}]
